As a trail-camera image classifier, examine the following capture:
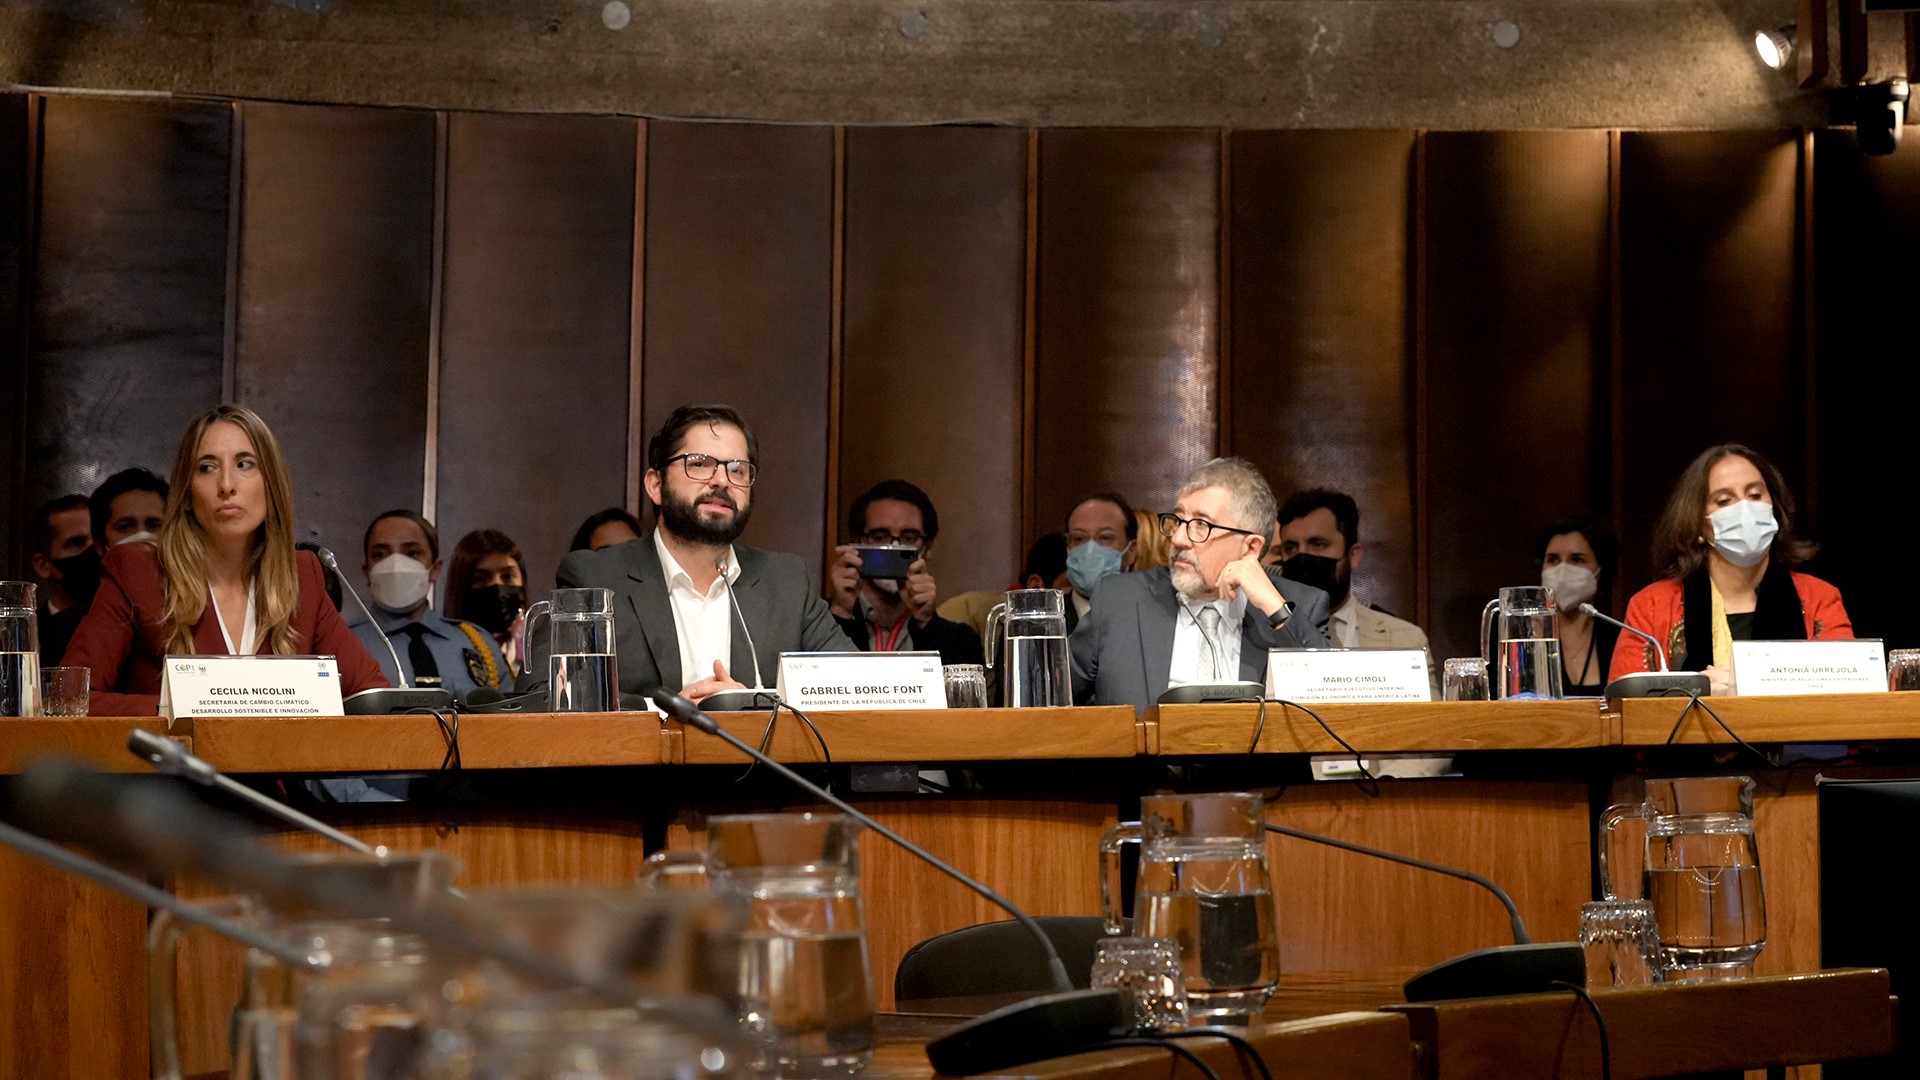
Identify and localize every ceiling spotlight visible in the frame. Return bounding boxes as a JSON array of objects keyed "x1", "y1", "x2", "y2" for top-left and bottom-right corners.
[{"x1": 1755, "y1": 24, "x2": 1795, "y2": 70}]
